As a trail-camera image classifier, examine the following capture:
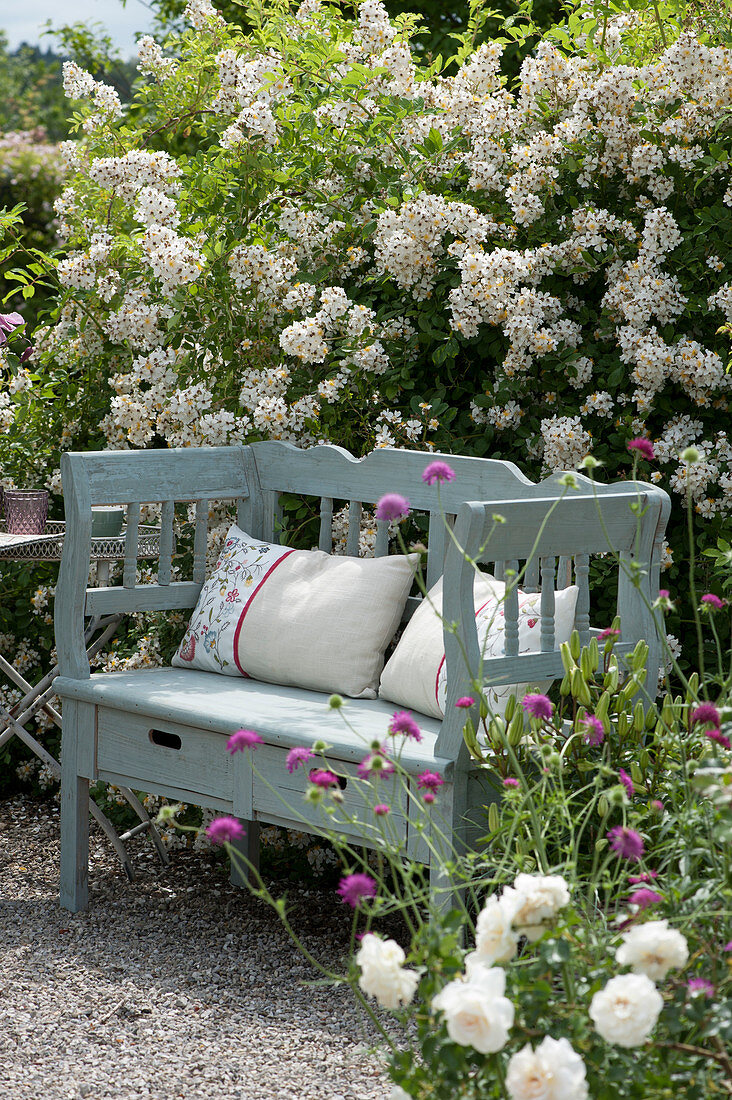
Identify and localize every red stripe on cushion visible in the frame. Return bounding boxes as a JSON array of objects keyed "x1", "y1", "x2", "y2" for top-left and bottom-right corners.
[{"x1": 232, "y1": 550, "x2": 296, "y2": 676}]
